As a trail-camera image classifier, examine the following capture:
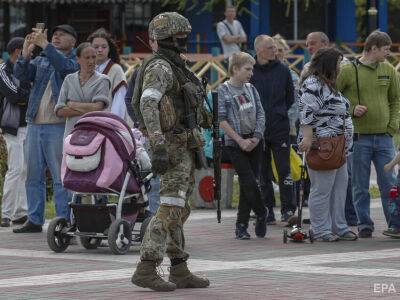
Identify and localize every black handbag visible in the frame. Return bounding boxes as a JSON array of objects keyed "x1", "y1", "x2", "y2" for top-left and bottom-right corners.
[{"x1": 0, "y1": 98, "x2": 20, "y2": 133}]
